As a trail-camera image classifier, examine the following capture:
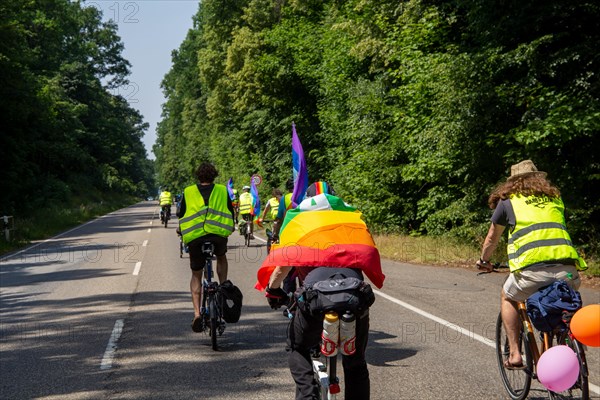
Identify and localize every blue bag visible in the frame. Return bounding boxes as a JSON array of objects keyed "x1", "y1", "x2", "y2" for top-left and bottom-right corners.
[{"x1": 526, "y1": 280, "x2": 582, "y2": 332}]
